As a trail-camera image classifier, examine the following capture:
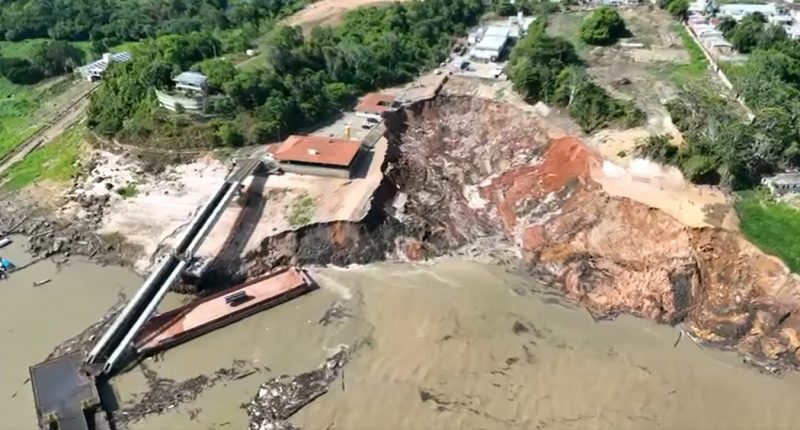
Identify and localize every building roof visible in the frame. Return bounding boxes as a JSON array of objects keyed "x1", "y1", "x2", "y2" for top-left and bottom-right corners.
[
  {"x1": 766, "y1": 172, "x2": 800, "y2": 185},
  {"x1": 271, "y1": 135, "x2": 362, "y2": 167},
  {"x1": 703, "y1": 37, "x2": 733, "y2": 47},
  {"x1": 77, "y1": 51, "x2": 132, "y2": 76},
  {"x1": 174, "y1": 71, "x2": 207, "y2": 87},
  {"x1": 718, "y1": 3, "x2": 778, "y2": 16},
  {"x1": 484, "y1": 25, "x2": 511, "y2": 38},
  {"x1": 476, "y1": 35, "x2": 508, "y2": 53},
  {"x1": 356, "y1": 92, "x2": 396, "y2": 114}
]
